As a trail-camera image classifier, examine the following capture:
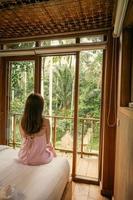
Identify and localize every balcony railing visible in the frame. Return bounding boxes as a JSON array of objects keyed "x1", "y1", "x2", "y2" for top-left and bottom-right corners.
[{"x1": 9, "y1": 113, "x2": 100, "y2": 158}]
